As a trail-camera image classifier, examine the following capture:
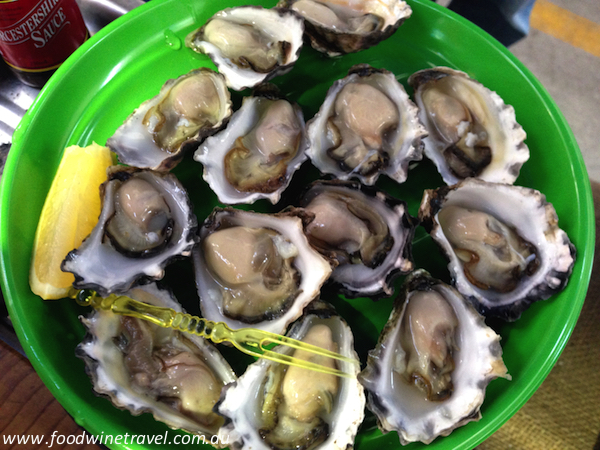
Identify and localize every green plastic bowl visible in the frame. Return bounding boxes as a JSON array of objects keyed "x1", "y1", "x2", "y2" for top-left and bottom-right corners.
[{"x1": 0, "y1": 0, "x2": 594, "y2": 448}]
